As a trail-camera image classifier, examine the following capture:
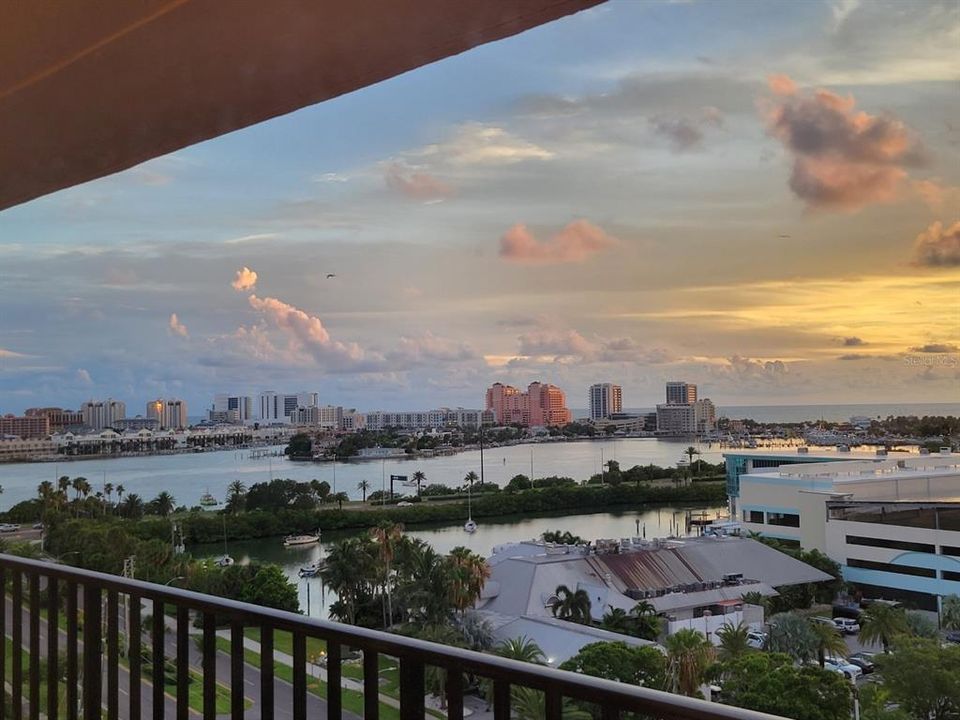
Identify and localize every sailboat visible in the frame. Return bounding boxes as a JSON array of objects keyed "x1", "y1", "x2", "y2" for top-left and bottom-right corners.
[
  {"x1": 463, "y1": 428, "x2": 482, "y2": 534},
  {"x1": 215, "y1": 514, "x2": 234, "y2": 567}
]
